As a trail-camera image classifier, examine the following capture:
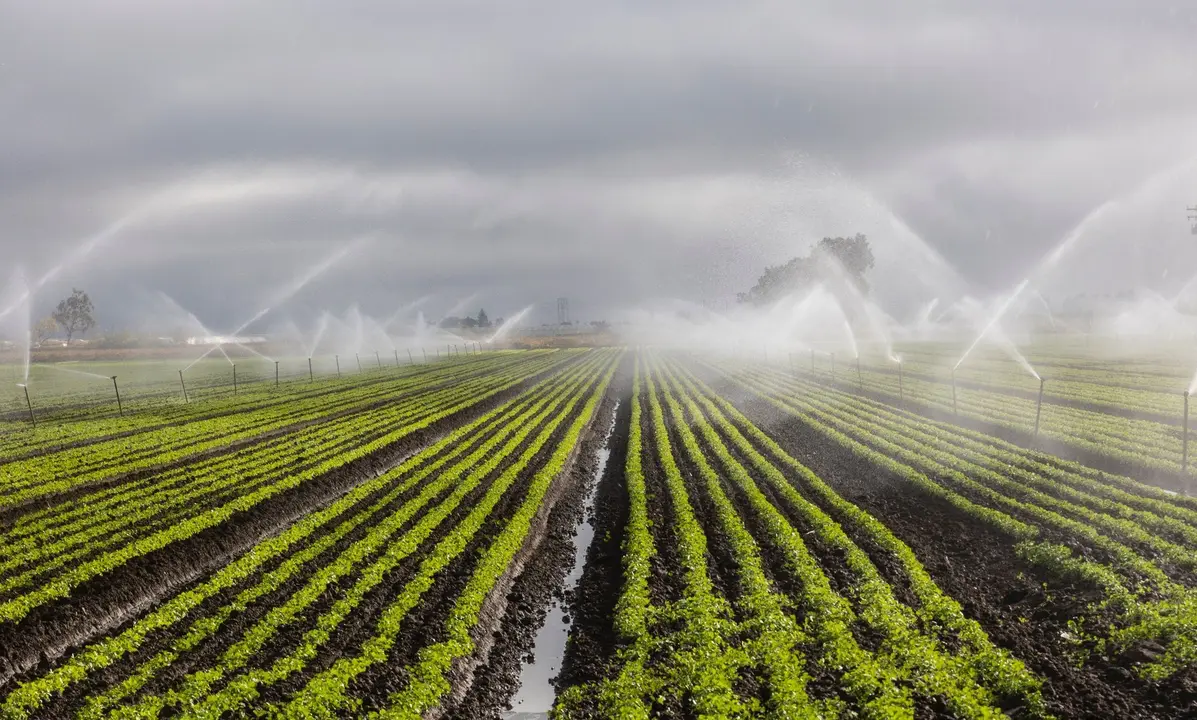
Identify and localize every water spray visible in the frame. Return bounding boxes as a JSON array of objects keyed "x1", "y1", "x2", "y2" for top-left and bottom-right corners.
[
  {"x1": 111, "y1": 376, "x2": 123, "y2": 417},
  {"x1": 309, "y1": 357, "x2": 314, "y2": 383},
  {"x1": 16, "y1": 384, "x2": 35, "y2": 426},
  {"x1": 1033, "y1": 378, "x2": 1046, "y2": 441},
  {"x1": 178, "y1": 370, "x2": 189, "y2": 404}
]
